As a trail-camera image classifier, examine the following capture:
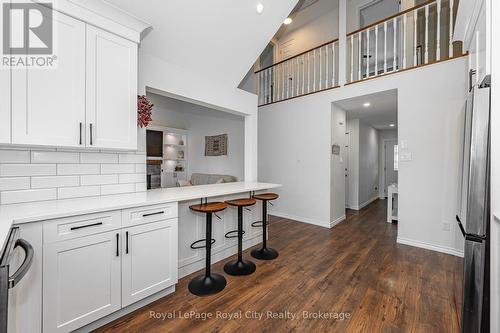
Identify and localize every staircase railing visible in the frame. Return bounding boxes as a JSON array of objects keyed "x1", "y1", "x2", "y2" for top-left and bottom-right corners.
[
  {"x1": 346, "y1": 0, "x2": 456, "y2": 84},
  {"x1": 255, "y1": 39, "x2": 339, "y2": 106}
]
